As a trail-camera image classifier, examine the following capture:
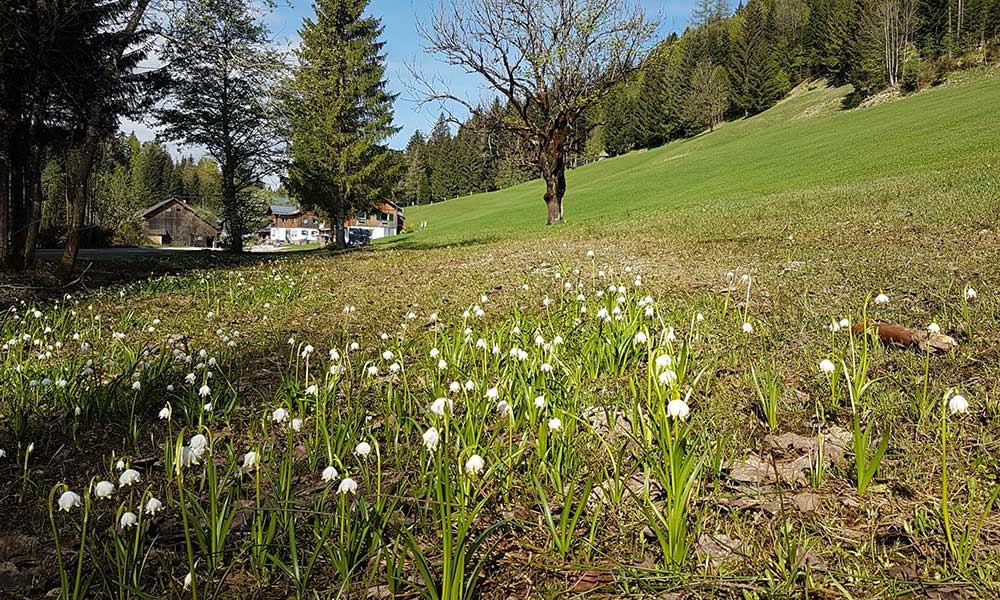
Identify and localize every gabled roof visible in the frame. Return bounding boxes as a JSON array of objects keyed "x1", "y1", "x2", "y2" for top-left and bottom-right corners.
[
  {"x1": 269, "y1": 204, "x2": 300, "y2": 216},
  {"x1": 139, "y1": 198, "x2": 218, "y2": 233}
]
